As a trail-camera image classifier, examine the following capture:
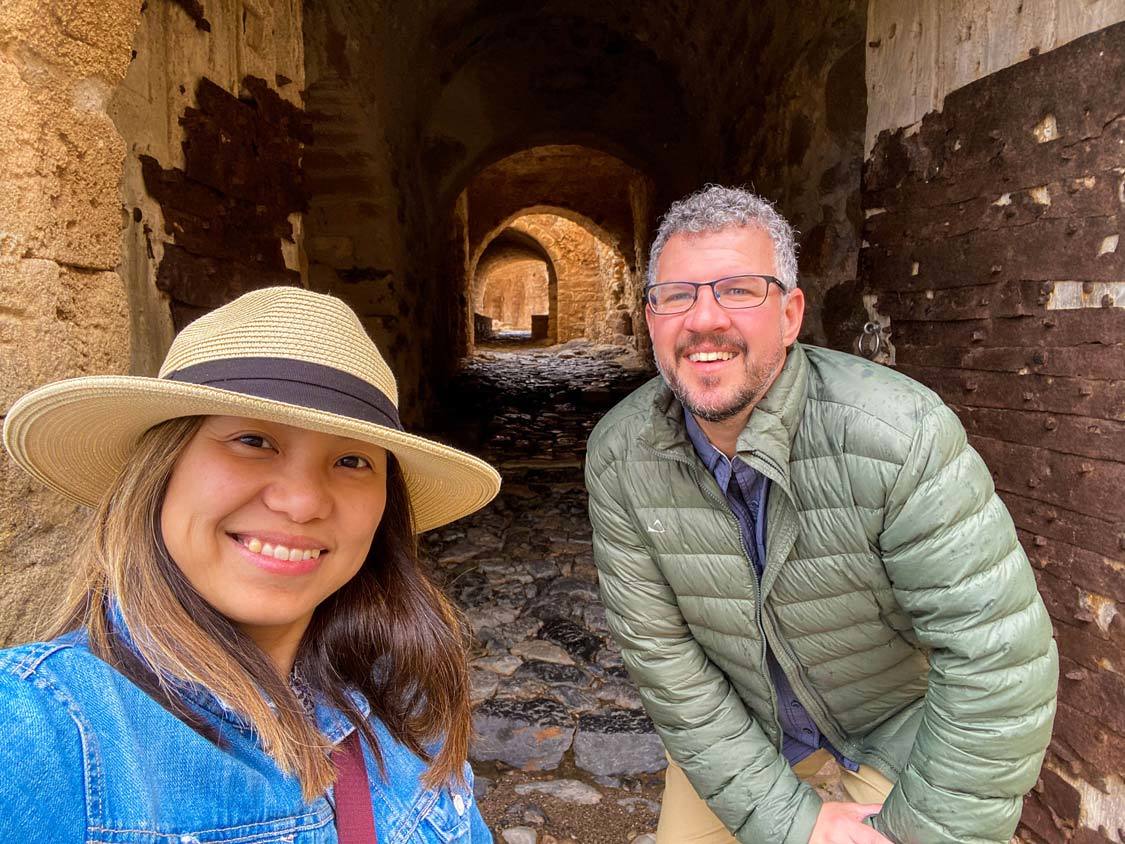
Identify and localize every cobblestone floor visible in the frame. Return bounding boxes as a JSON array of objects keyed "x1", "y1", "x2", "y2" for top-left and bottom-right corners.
[{"x1": 425, "y1": 341, "x2": 844, "y2": 843}]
